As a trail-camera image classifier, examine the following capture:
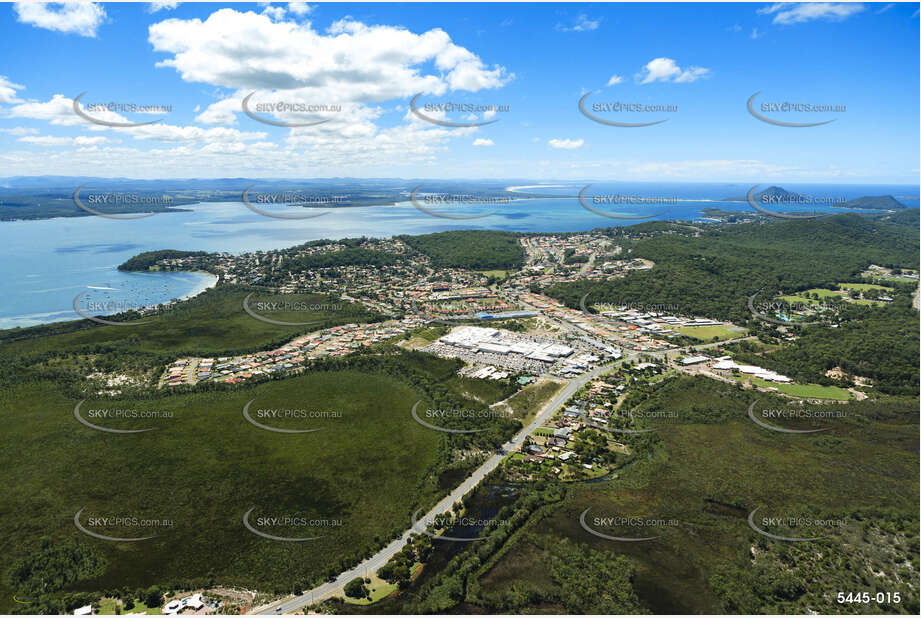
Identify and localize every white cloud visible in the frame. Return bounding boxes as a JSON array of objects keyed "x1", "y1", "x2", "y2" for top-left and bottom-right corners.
[
  {"x1": 8, "y1": 94, "x2": 267, "y2": 144},
  {"x1": 261, "y1": 5, "x2": 287, "y2": 21},
  {"x1": 19, "y1": 135, "x2": 110, "y2": 147},
  {"x1": 0, "y1": 75, "x2": 25, "y2": 104},
  {"x1": 548, "y1": 138, "x2": 583, "y2": 150},
  {"x1": 751, "y1": 27, "x2": 762, "y2": 39},
  {"x1": 637, "y1": 58, "x2": 711, "y2": 84},
  {"x1": 0, "y1": 126, "x2": 37, "y2": 136},
  {"x1": 13, "y1": 1, "x2": 106, "y2": 37},
  {"x1": 875, "y1": 3, "x2": 895, "y2": 14},
  {"x1": 149, "y1": 1, "x2": 180, "y2": 12},
  {"x1": 728, "y1": 24, "x2": 743, "y2": 32},
  {"x1": 146, "y1": 6, "x2": 512, "y2": 167},
  {"x1": 472, "y1": 138, "x2": 494, "y2": 147},
  {"x1": 606, "y1": 75, "x2": 623, "y2": 86},
  {"x1": 557, "y1": 14, "x2": 601, "y2": 32},
  {"x1": 149, "y1": 10, "x2": 510, "y2": 107},
  {"x1": 288, "y1": 3, "x2": 314, "y2": 16},
  {"x1": 757, "y1": 3, "x2": 865, "y2": 25}
]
